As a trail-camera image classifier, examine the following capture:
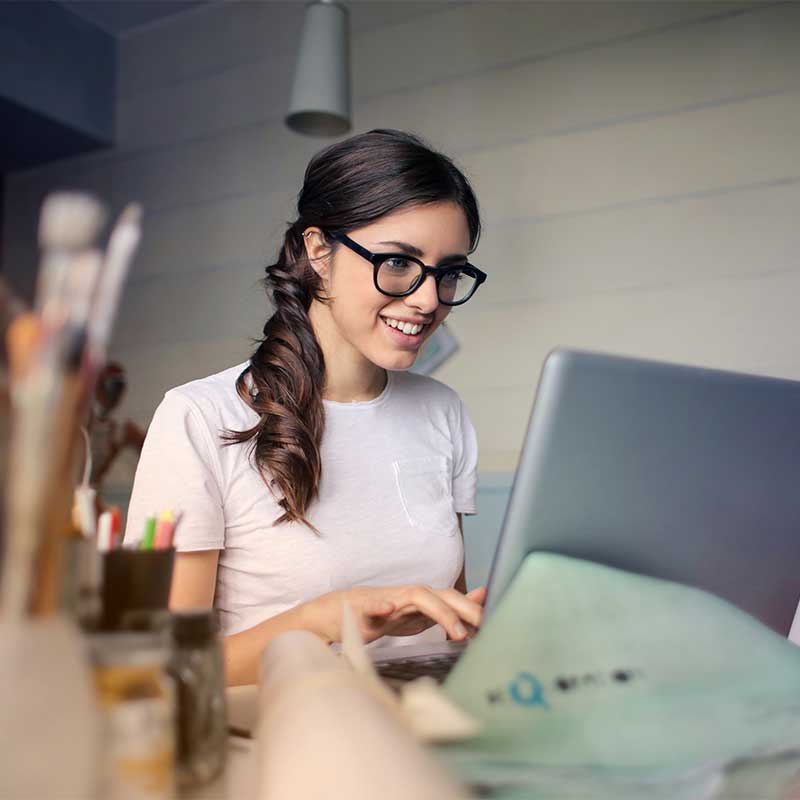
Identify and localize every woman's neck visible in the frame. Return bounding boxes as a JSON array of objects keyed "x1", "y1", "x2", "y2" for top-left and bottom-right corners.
[
  {"x1": 309, "y1": 302, "x2": 387, "y2": 403},
  {"x1": 323, "y1": 364, "x2": 387, "y2": 403}
]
